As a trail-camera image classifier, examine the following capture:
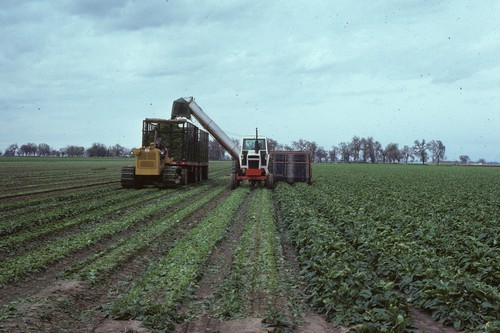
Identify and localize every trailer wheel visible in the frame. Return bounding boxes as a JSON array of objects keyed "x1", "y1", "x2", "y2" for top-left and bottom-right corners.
[
  {"x1": 163, "y1": 166, "x2": 178, "y2": 188},
  {"x1": 202, "y1": 166, "x2": 209, "y2": 180},
  {"x1": 181, "y1": 168, "x2": 188, "y2": 185},
  {"x1": 266, "y1": 173, "x2": 275, "y2": 189}
]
